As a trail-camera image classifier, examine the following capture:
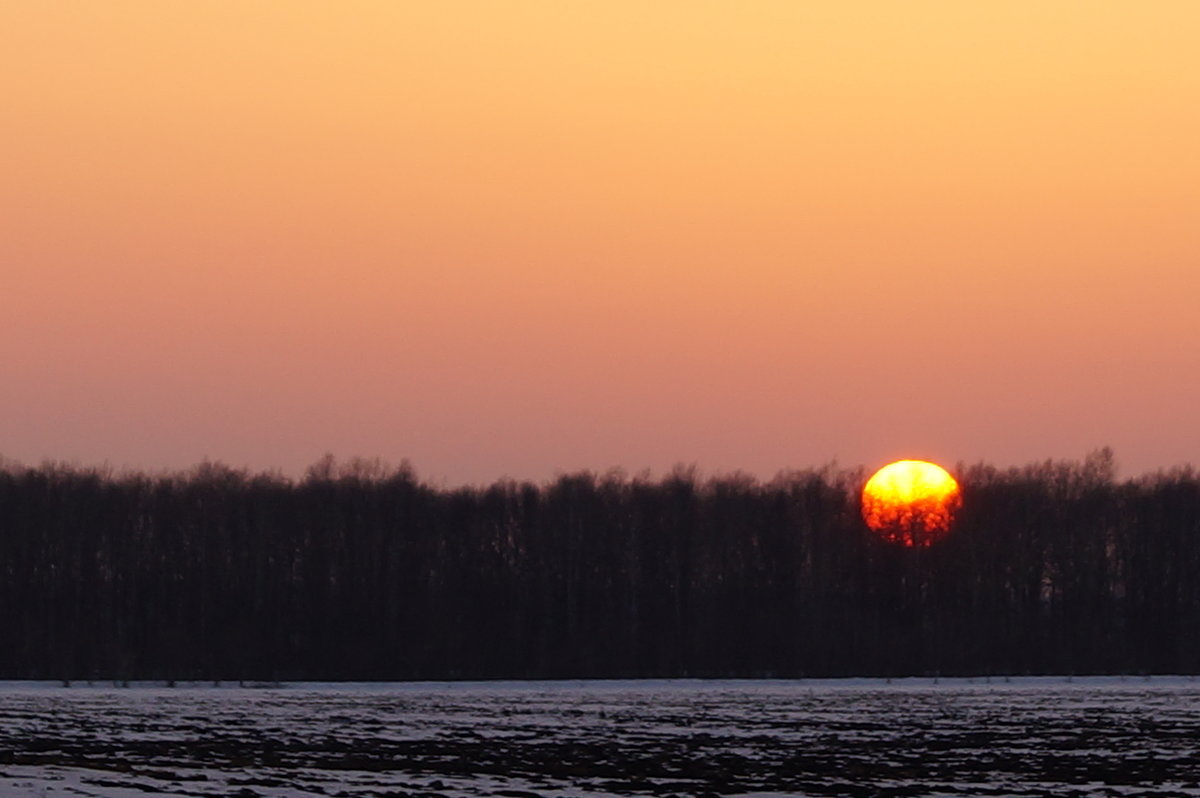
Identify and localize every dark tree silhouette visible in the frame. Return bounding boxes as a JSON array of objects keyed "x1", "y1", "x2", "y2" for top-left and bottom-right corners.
[{"x1": 0, "y1": 448, "x2": 1196, "y2": 681}]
